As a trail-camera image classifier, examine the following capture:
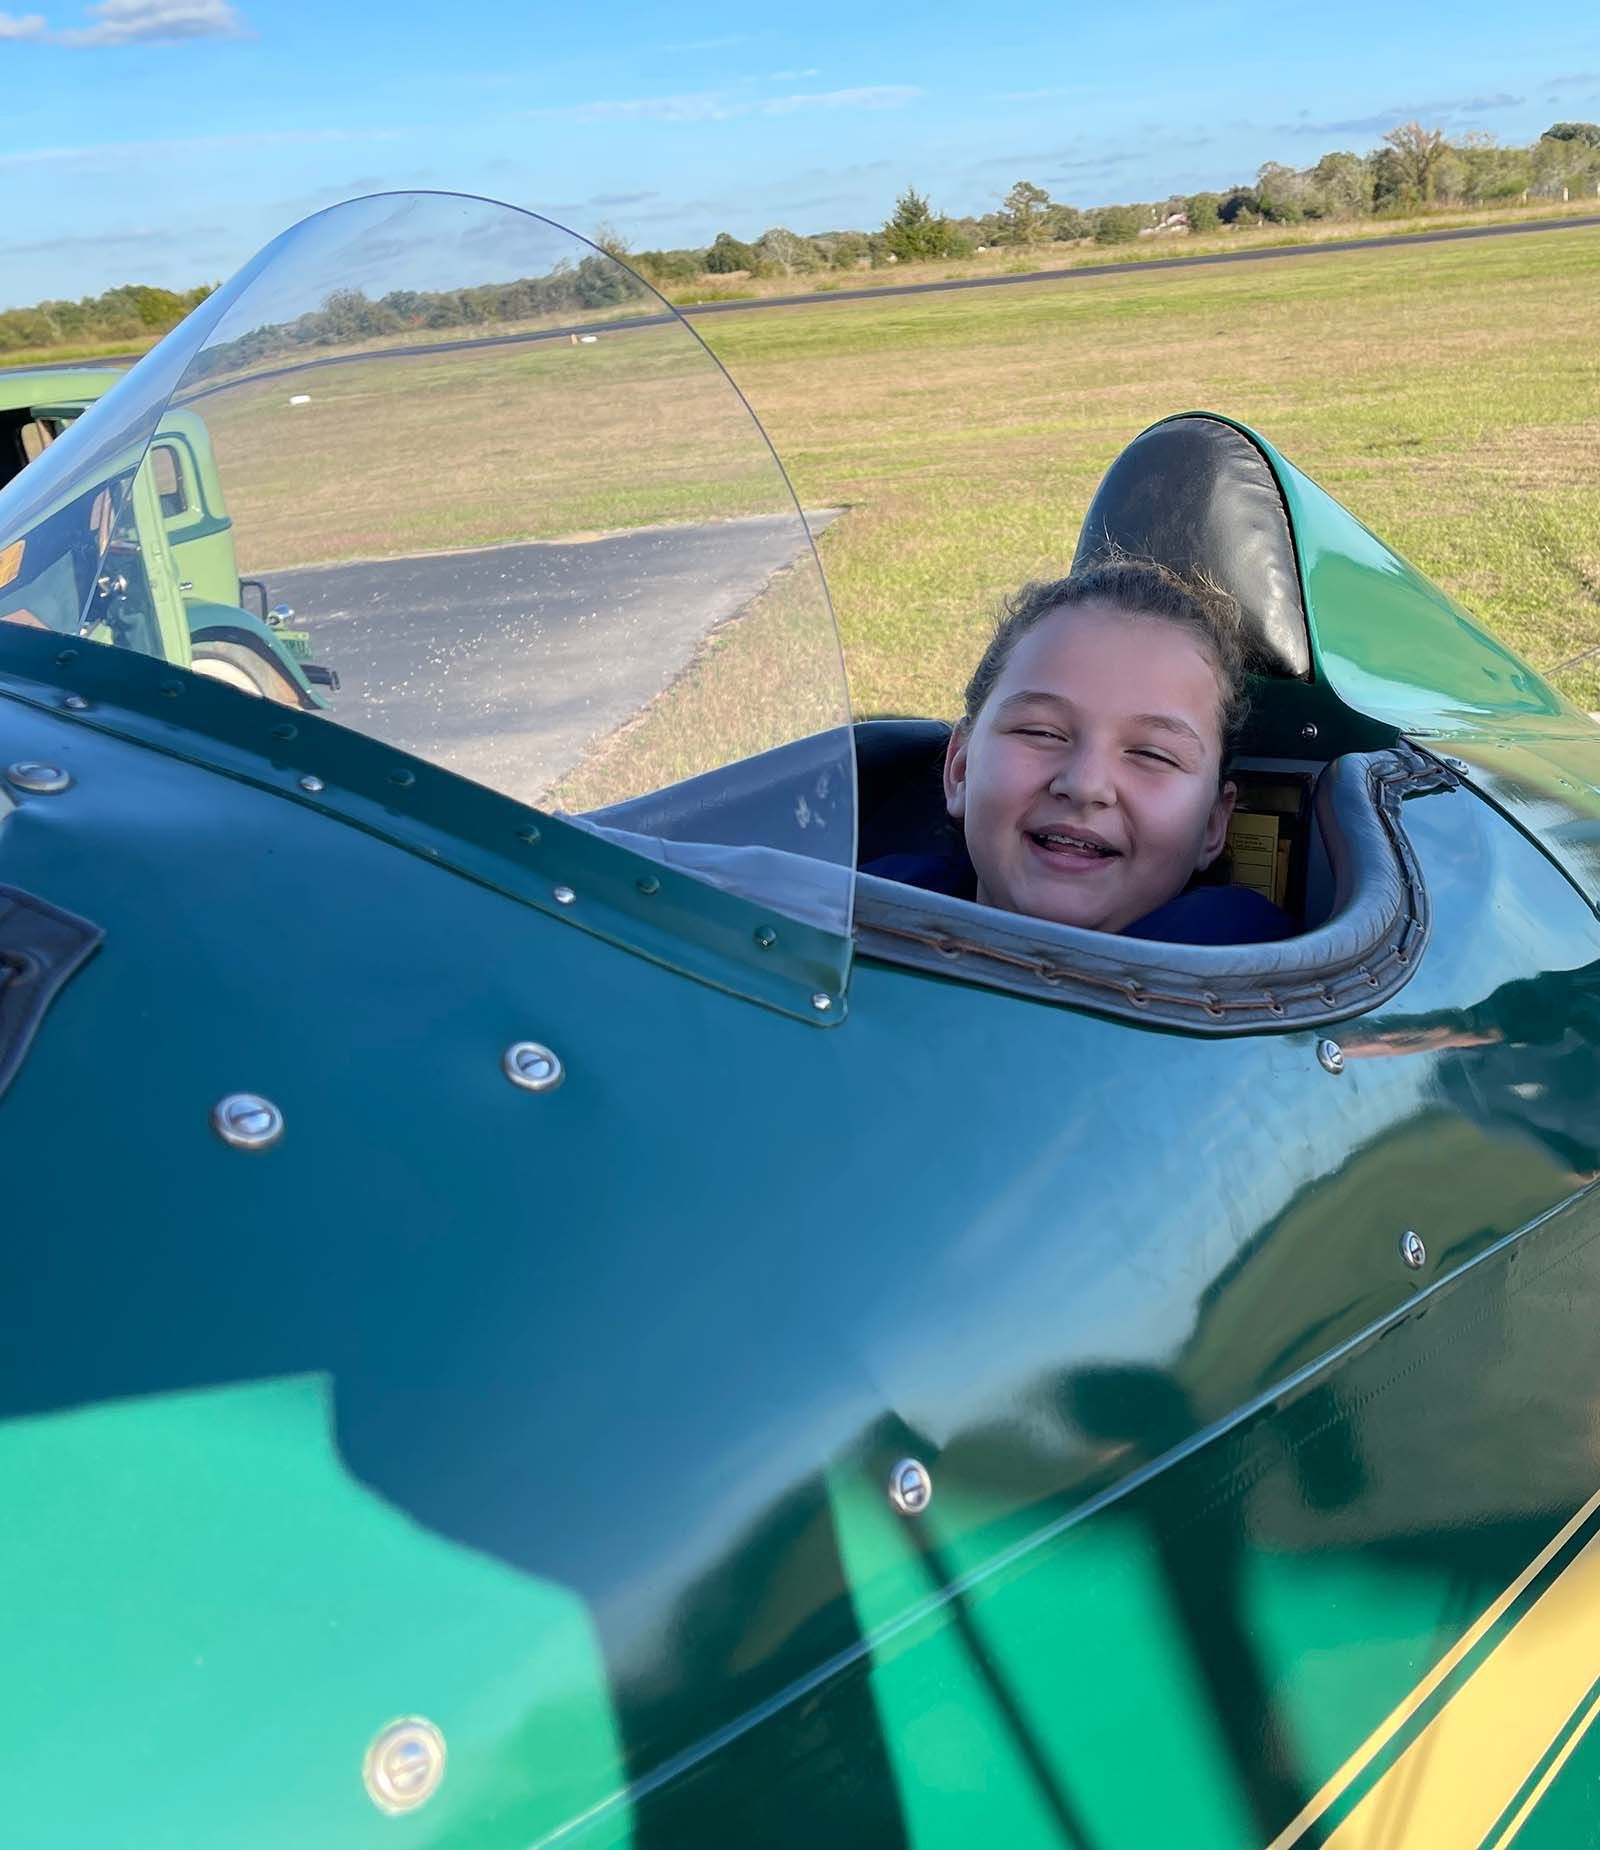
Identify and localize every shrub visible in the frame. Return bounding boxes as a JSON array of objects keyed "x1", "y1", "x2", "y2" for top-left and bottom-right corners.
[{"x1": 1094, "y1": 205, "x2": 1142, "y2": 244}]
